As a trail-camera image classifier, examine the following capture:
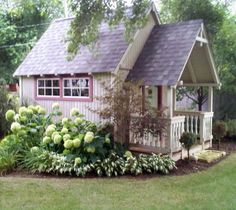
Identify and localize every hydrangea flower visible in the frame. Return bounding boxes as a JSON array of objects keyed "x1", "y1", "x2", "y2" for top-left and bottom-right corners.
[
  {"x1": 52, "y1": 102, "x2": 60, "y2": 110},
  {"x1": 48, "y1": 124, "x2": 56, "y2": 129},
  {"x1": 30, "y1": 146, "x2": 39, "y2": 153},
  {"x1": 45, "y1": 126, "x2": 55, "y2": 136},
  {"x1": 74, "y1": 117, "x2": 83, "y2": 125},
  {"x1": 19, "y1": 116, "x2": 27, "y2": 123},
  {"x1": 84, "y1": 131, "x2": 94, "y2": 143},
  {"x1": 105, "y1": 137, "x2": 110, "y2": 144},
  {"x1": 28, "y1": 105, "x2": 38, "y2": 113},
  {"x1": 35, "y1": 105, "x2": 42, "y2": 112},
  {"x1": 64, "y1": 140, "x2": 73, "y2": 149},
  {"x1": 19, "y1": 106, "x2": 28, "y2": 116},
  {"x1": 87, "y1": 146, "x2": 95, "y2": 153},
  {"x1": 70, "y1": 108, "x2": 80, "y2": 117},
  {"x1": 38, "y1": 107, "x2": 46, "y2": 115},
  {"x1": 26, "y1": 108, "x2": 34, "y2": 115},
  {"x1": 11, "y1": 122, "x2": 21, "y2": 133},
  {"x1": 74, "y1": 157, "x2": 82, "y2": 165},
  {"x1": 5, "y1": 110, "x2": 15, "y2": 121},
  {"x1": 43, "y1": 136, "x2": 51, "y2": 144},
  {"x1": 14, "y1": 114, "x2": 20, "y2": 122},
  {"x1": 73, "y1": 138, "x2": 81, "y2": 148},
  {"x1": 61, "y1": 127, "x2": 68, "y2": 134},
  {"x1": 53, "y1": 134, "x2": 62, "y2": 144},
  {"x1": 62, "y1": 118, "x2": 69, "y2": 125},
  {"x1": 63, "y1": 134, "x2": 71, "y2": 142},
  {"x1": 51, "y1": 131, "x2": 59, "y2": 139}
]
